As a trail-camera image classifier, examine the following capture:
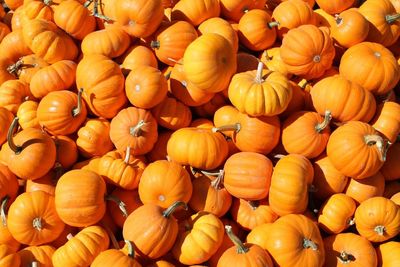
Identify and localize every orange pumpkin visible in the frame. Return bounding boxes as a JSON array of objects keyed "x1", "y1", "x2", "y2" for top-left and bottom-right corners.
[
  {"x1": 280, "y1": 24, "x2": 335, "y2": 79},
  {"x1": 371, "y1": 101, "x2": 400, "y2": 143},
  {"x1": 147, "y1": 131, "x2": 173, "y2": 162},
  {"x1": 0, "y1": 244, "x2": 20, "y2": 267},
  {"x1": 108, "y1": 188, "x2": 142, "y2": 228},
  {"x1": 377, "y1": 241, "x2": 400, "y2": 267},
  {"x1": 246, "y1": 223, "x2": 274, "y2": 251},
  {"x1": 92, "y1": 240, "x2": 142, "y2": 267},
  {"x1": 5, "y1": 54, "x2": 49, "y2": 85},
  {"x1": 18, "y1": 245, "x2": 55, "y2": 267},
  {"x1": 52, "y1": 135, "x2": 78, "y2": 171},
  {"x1": 171, "y1": 0, "x2": 220, "y2": 26},
  {"x1": 25, "y1": 171, "x2": 57, "y2": 196},
  {"x1": 119, "y1": 44, "x2": 158, "y2": 72},
  {"x1": 0, "y1": 162, "x2": 19, "y2": 223},
  {"x1": 345, "y1": 172, "x2": 385, "y2": 204},
  {"x1": 315, "y1": 0, "x2": 355, "y2": 14},
  {"x1": 0, "y1": 108, "x2": 14, "y2": 145},
  {"x1": 0, "y1": 80, "x2": 33, "y2": 114},
  {"x1": 220, "y1": 0, "x2": 267, "y2": 22},
  {"x1": 380, "y1": 142, "x2": 400, "y2": 181},
  {"x1": 0, "y1": 29, "x2": 32, "y2": 62}
]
